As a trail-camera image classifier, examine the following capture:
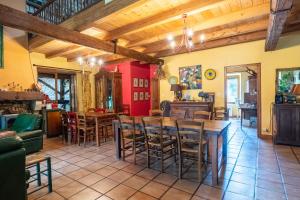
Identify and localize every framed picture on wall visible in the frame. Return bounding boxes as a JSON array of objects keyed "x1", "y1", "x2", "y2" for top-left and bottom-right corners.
[
  {"x1": 133, "y1": 78, "x2": 139, "y2": 87},
  {"x1": 144, "y1": 79, "x2": 149, "y2": 88},
  {"x1": 179, "y1": 65, "x2": 202, "y2": 90},
  {"x1": 139, "y1": 92, "x2": 144, "y2": 100},
  {"x1": 133, "y1": 92, "x2": 138, "y2": 101},
  {"x1": 139, "y1": 79, "x2": 144, "y2": 87},
  {"x1": 145, "y1": 92, "x2": 149, "y2": 100}
]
